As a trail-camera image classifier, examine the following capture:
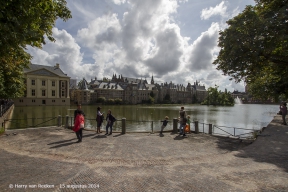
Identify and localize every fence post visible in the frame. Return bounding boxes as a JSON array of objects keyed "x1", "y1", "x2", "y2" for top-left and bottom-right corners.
[
  {"x1": 65, "y1": 115, "x2": 69, "y2": 128},
  {"x1": 151, "y1": 121, "x2": 154, "y2": 134},
  {"x1": 122, "y1": 118, "x2": 126, "y2": 134},
  {"x1": 195, "y1": 121, "x2": 199, "y2": 134},
  {"x1": 209, "y1": 124, "x2": 212, "y2": 134},
  {"x1": 173, "y1": 118, "x2": 178, "y2": 133},
  {"x1": 57, "y1": 115, "x2": 61, "y2": 127},
  {"x1": 3, "y1": 118, "x2": 6, "y2": 132}
]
